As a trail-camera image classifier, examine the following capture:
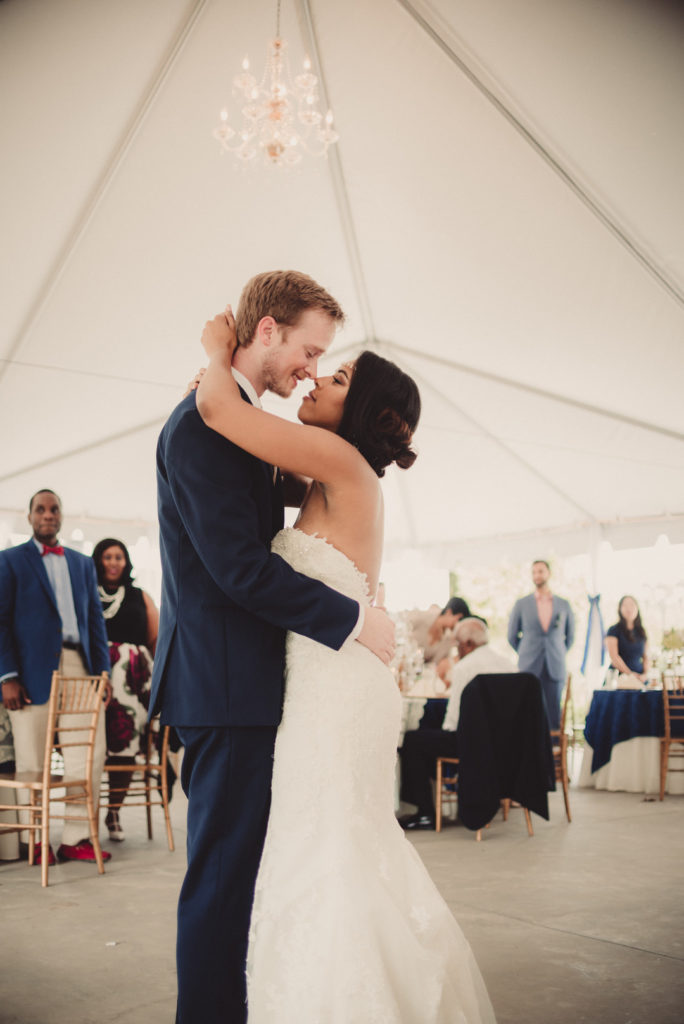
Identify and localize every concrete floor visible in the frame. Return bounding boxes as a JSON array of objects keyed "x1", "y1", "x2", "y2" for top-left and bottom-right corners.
[{"x1": 1, "y1": 777, "x2": 683, "y2": 1024}]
